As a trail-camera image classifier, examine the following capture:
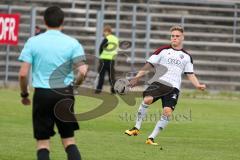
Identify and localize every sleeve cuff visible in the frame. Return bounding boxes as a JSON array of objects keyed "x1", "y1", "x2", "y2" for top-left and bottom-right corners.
[
  {"x1": 146, "y1": 62, "x2": 154, "y2": 67},
  {"x1": 18, "y1": 57, "x2": 32, "y2": 64},
  {"x1": 184, "y1": 72, "x2": 194, "y2": 74}
]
